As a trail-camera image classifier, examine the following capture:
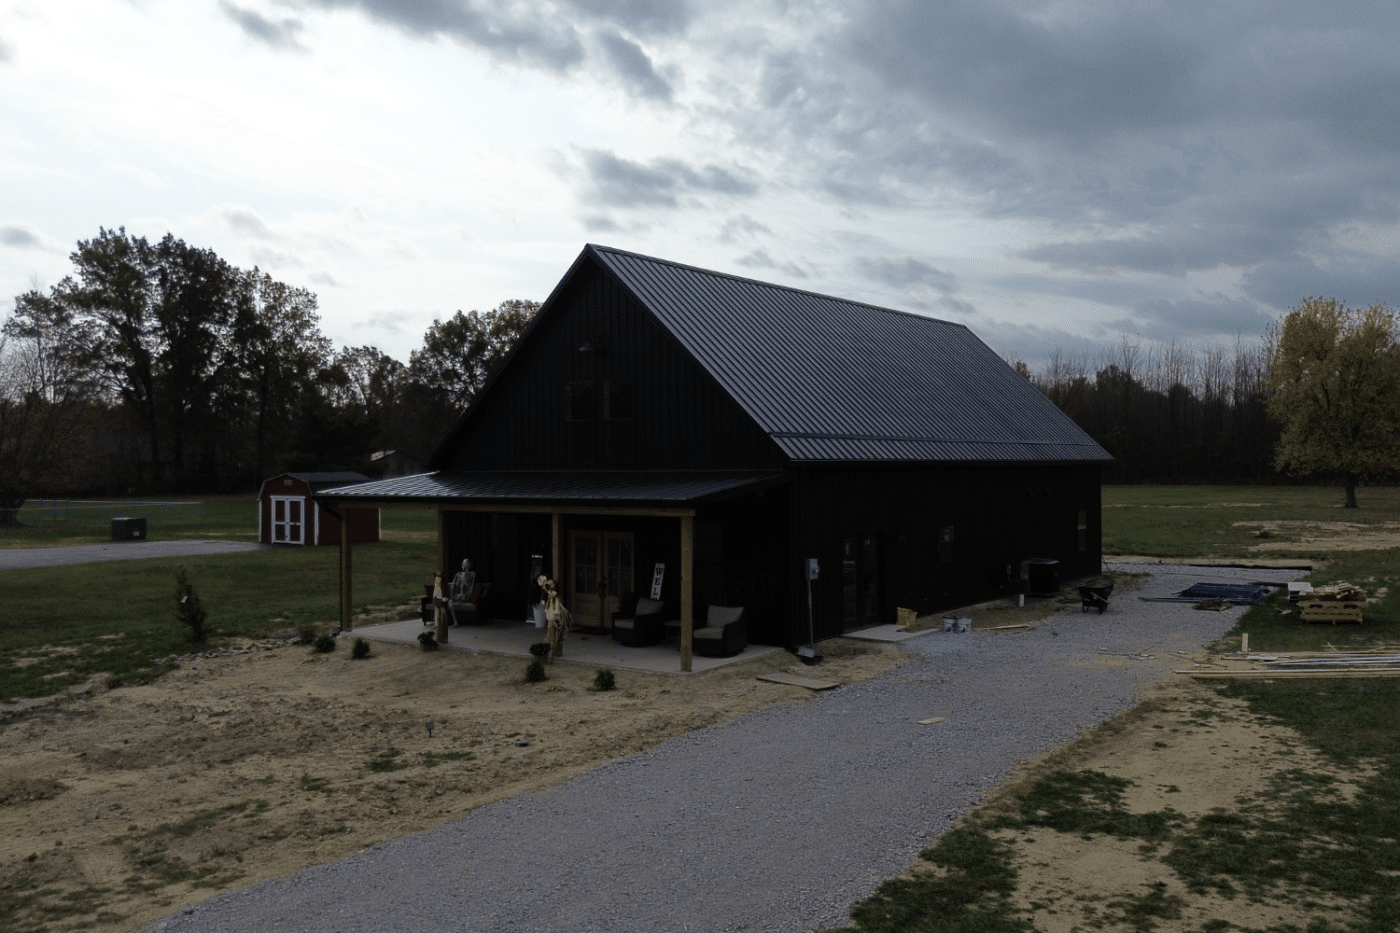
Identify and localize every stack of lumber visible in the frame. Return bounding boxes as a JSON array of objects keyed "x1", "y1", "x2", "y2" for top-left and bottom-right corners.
[{"x1": 1297, "y1": 582, "x2": 1367, "y2": 624}]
